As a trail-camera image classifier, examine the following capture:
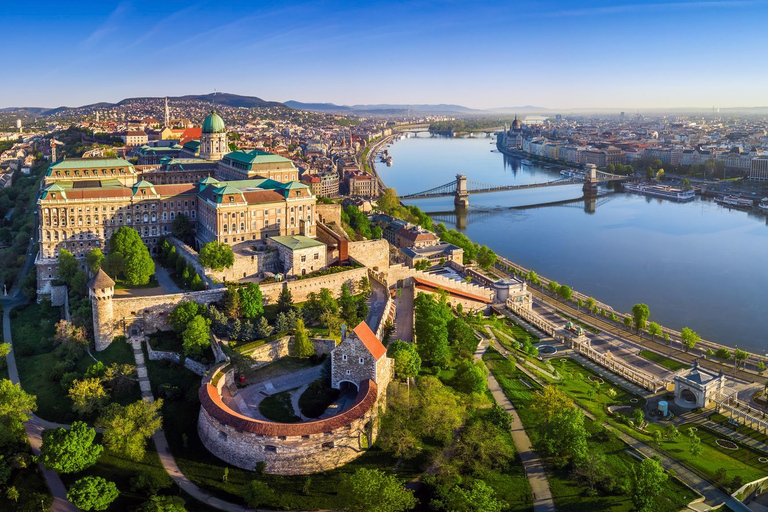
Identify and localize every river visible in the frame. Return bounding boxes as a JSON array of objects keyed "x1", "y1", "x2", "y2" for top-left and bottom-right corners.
[{"x1": 375, "y1": 132, "x2": 768, "y2": 354}]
